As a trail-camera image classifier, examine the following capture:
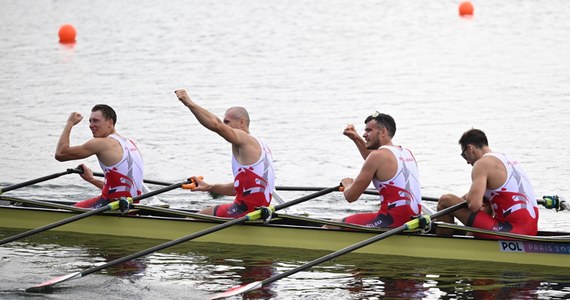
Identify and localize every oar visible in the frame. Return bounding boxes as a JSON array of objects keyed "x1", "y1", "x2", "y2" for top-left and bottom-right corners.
[
  {"x1": 279, "y1": 186, "x2": 568, "y2": 212},
  {"x1": 277, "y1": 186, "x2": 442, "y2": 203},
  {"x1": 421, "y1": 195, "x2": 569, "y2": 211},
  {"x1": 276, "y1": 185, "x2": 379, "y2": 196},
  {"x1": 0, "y1": 179, "x2": 192, "y2": 246},
  {"x1": 276, "y1": 187, "x2": 568, "y2": 210},
  {"x1": 94, "y1": 172, "x2": 288, "y2": 206},
  {"x1": 0, "y1": 168, "x2": 82, "y2": 195},
  {"x1": 211, "y1": 201, "x2": 468, "y2": 299},
  {"x1": 25, "y1": 185, "x2": 340, "y2": 293},
  {"x1": 92, "y1": 171, "x2": 173, "y2": 187}
]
